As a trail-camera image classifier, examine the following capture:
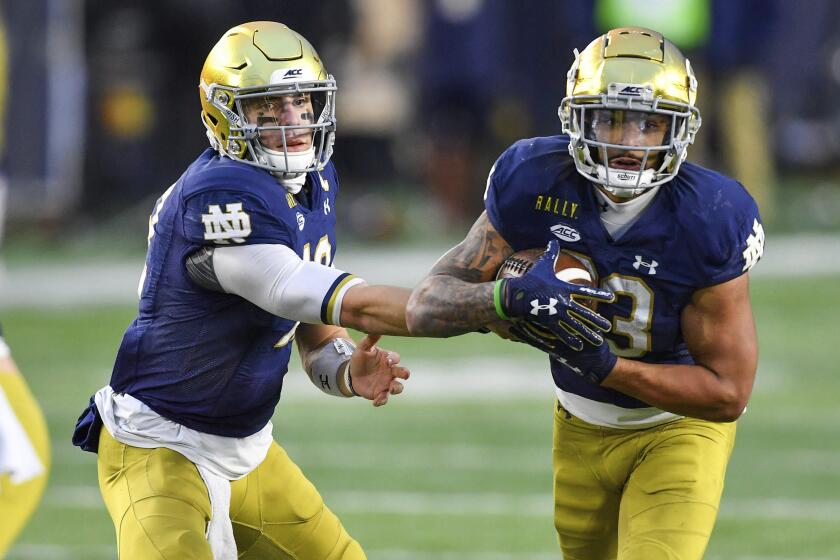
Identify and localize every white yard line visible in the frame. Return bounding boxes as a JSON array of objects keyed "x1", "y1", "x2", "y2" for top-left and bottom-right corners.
[
  {"x1": 2, "y1": 234, "x2": 839, "y2": 309},
  {"x1": 42, "y1": 485, "x2": 840, "y2": 523},
  {"x1": 7, "y1": 545, "x2": 115, "y2": 560},
  {"x1": 10, "y1": 543, "x2": 836, "y2": 560}
]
